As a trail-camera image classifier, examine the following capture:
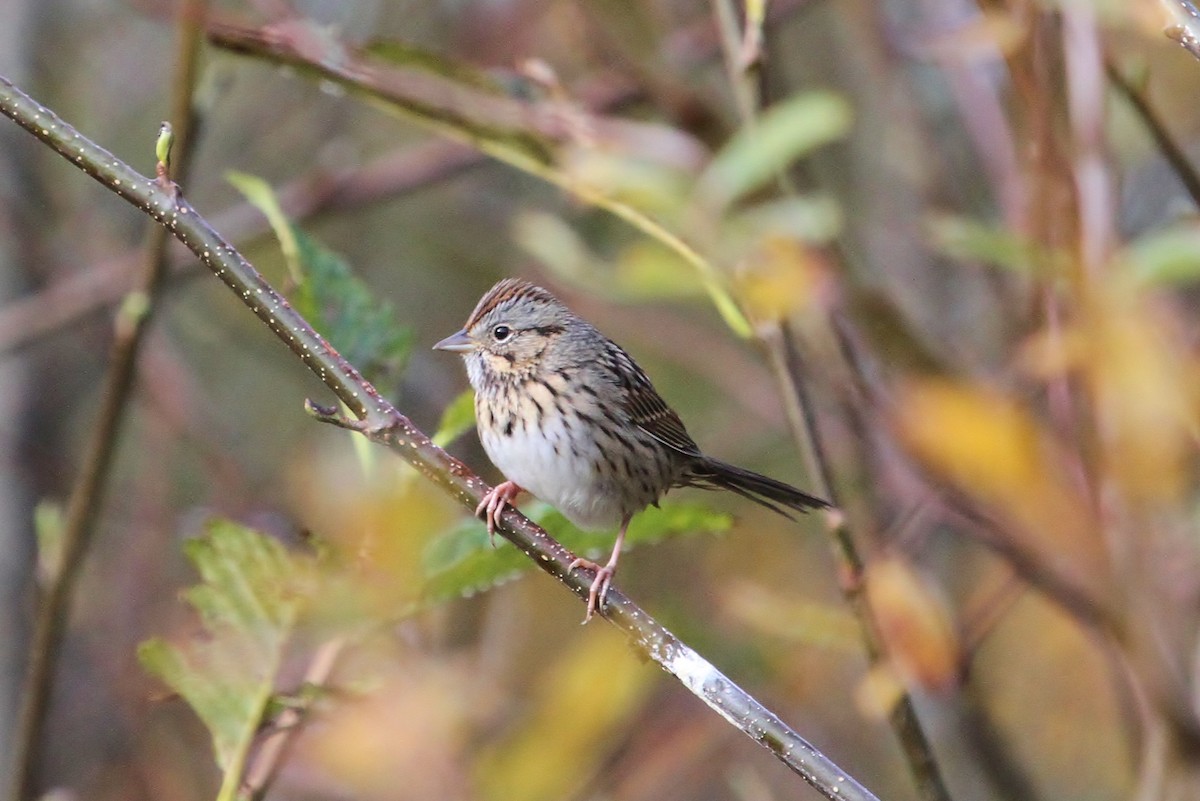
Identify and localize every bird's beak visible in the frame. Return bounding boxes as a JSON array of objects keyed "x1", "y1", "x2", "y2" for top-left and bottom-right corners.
[{"x1": 433, "y1": 329, "x2": 475, "y2": 353}]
